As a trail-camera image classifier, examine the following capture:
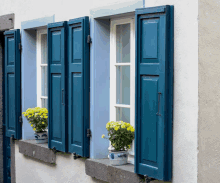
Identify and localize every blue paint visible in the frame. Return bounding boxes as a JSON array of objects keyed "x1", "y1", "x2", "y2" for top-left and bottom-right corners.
[
  {"x1": 21, "y1": 15, "x2": 55, "y2": 30},
  {"x1": 90, "y1": 19, "x2": 110, "y2": 159},
  {"x1": 21, "y1": 30, "x2": 36, "y2": 140},
  {"x1": 48, "y1": 21, "x2": 67, "y2": 152},
  {"x1": 4, "y1": 29, "x2": 21, "y2": 139},
  {"x1": 3, "y1": 137, "x2": 11, "y2": 183},
  {"x1": 135, "y1": 5, "x2": 174, "y2": 181},
  {"x1": 90, "y1": 0, "x2": 142, "y2": 18},
  {"x1": 21, "y1": 16, "x2": 54, "y2": 140},
  {"x1": 68, "y1": 17, "x2": 90, "y2": 157}
]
